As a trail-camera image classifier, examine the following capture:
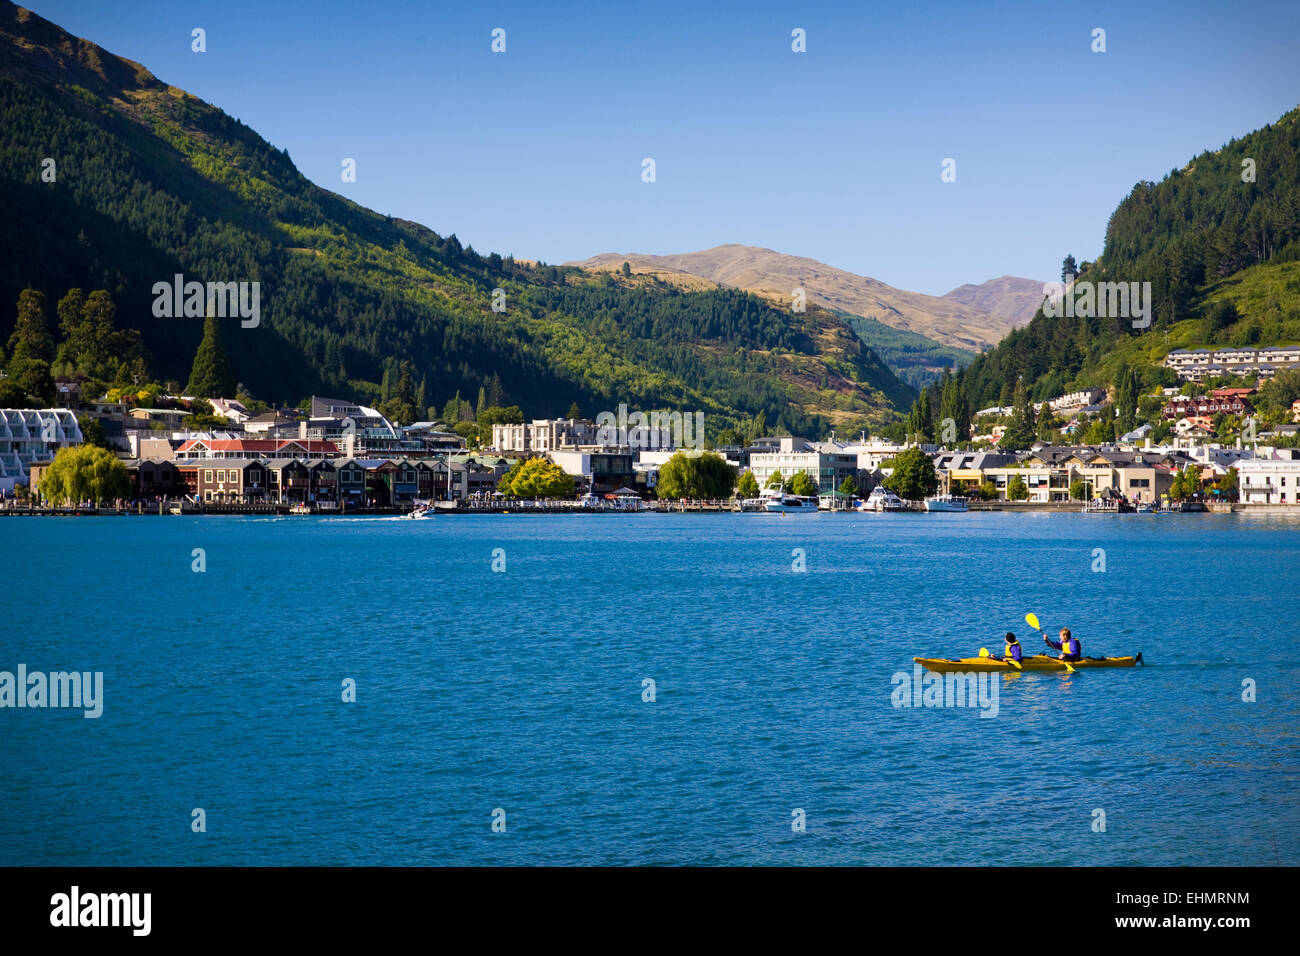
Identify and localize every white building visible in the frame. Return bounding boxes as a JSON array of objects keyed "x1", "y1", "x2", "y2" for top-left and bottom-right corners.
[
  {"x1": 1235, "y1": 454, "x2": 1300, "y2": 505},
  {"x1": 0, "y1": 408, "x2": 84, "y2": 493},
  {"x1": 492, "y1": 418, "x2": 596, "y2": 453},
  {"x1": 1050, "y1": 388, "x2": 1107, "y2": 411},
  {"x1": 749, "y1": 437, "x2": 860, "y2": 493}
]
